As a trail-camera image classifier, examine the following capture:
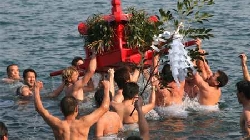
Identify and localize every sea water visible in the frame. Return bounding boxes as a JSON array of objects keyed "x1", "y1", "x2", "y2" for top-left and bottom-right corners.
[{"x1": 0, "y1": 0, "x2": 250, "y2": 139}]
